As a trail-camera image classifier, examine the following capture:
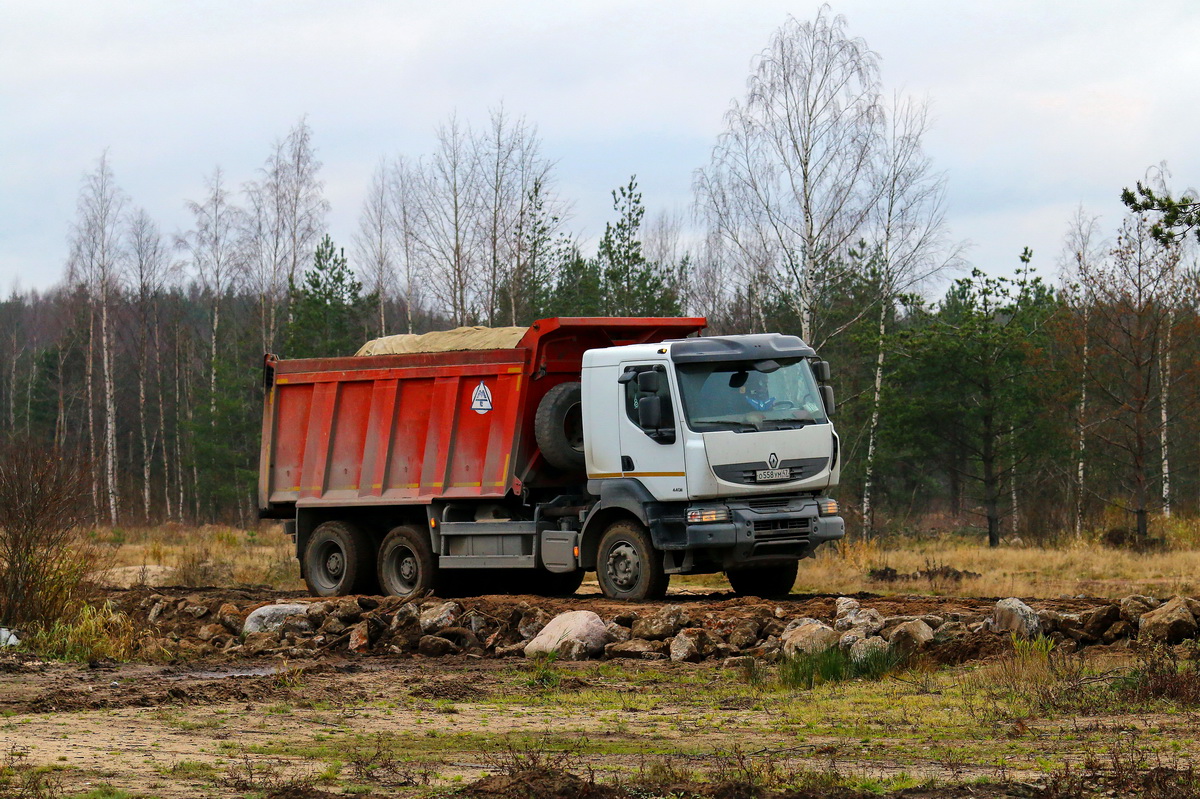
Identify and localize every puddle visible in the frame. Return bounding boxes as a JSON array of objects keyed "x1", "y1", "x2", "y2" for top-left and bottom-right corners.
[{"x1": 166, "y1": 666, "x2": 278, "y2": 680}]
